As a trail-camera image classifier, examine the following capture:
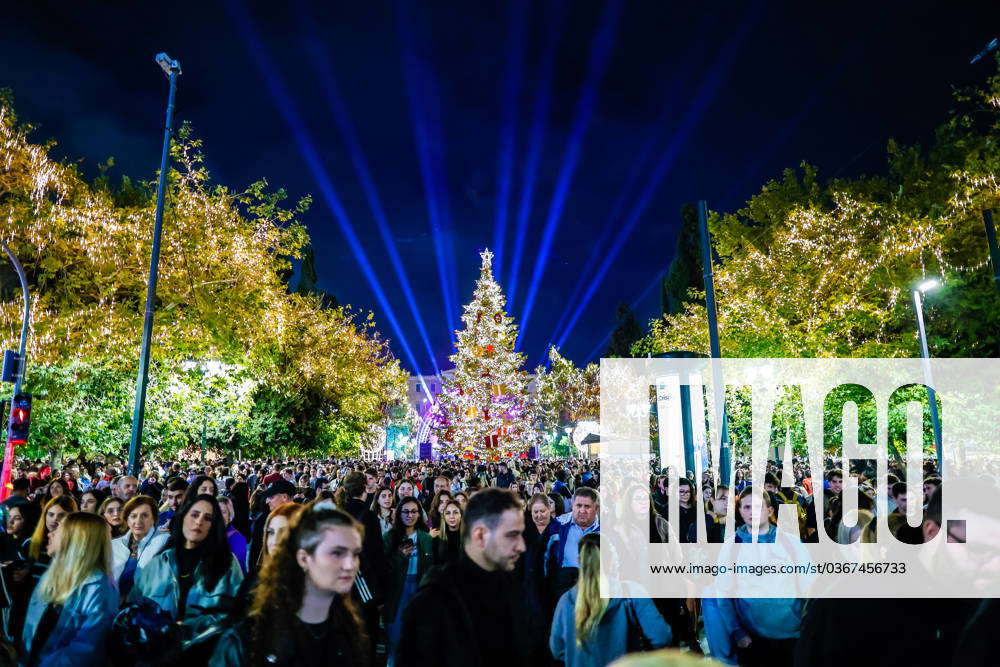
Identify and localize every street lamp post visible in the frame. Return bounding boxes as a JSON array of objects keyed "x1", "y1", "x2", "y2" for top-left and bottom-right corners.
[
  {"x1": 127, "y1": 53, "x2": 182, "y2": 477},
  {"x1": 911, "y1": 279, "x2": 943, "y2": 472}
]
